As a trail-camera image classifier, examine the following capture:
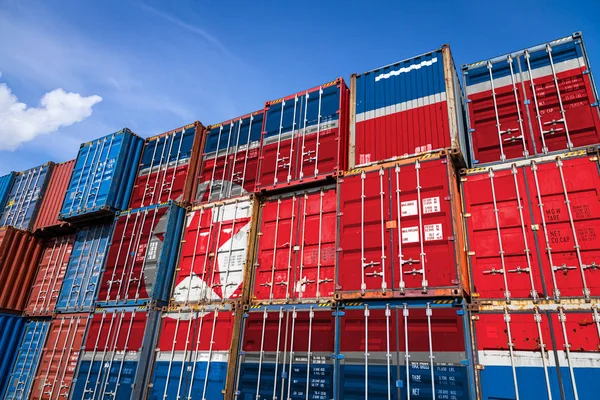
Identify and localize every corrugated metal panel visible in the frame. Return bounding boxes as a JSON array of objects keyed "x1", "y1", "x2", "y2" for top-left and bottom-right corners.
[
  {"x1": 256, "y1": 78, "x2": 349, "y2": 192},
  {"x1": 251, "y1": 186, "x2": 337, "y2": 303},
  {"x1": 0, "y1": 162, "x2": 54, "y2": 231},
  {"x1": 336, "y1": 152, "x2": 469, "y2": 299},
  {"x1": 70, "y1": 306, "x2": 160, "y2": 400},
  {"x1": 147, "y1": 306, "x2": 236, "y2": 400},
  {"x1": 30, "y1": 313, "x2": 89, "y2": 399},
  {"x1": 0, "y1": 312, "x2": 26, "y2": 398},
  {"x1": 233, "y1": 303, "x2": 337, "y2": 399},
  {"x1": 129, "y1": 122, "x2": 206, "y2": 209},
  {"x1": 350, "y1": 46, "x2": 467, "y2": 167},
  {"x1": 338, "y1": 300, "x2": 474, "y2": 399},
  {"x1": 196, "y1": 110, "x2": 264, "y2": 204},
  {"x1": 472, "y1": 304, "x2": 599, "y2": 400},
  {"x1": 0, "y1": 226, "x2": 44, "y2": 312},
  {"x1": 59, "y1": 129, "x2": 144, "y2": 222},
  {"x1": 172, "y1": 196, "x2": 257, "y2": 305},
  {"x1": 0, "y1": 172, "x2": 16, "y2": 214},
  {"x1": 463, "y1": 32, "x2": 600, "y2": 166},
  {"x1": 55, "y1": 224, "x2": 113, "y2": 313},
  {"x1": 462, "y1": 150, "x2": 600, "y2": 302},
  {"x1": 2, "y1": 320, "x2": 50, "y2": 400},
  {"x1": 24, "y1": 235, "x2": 75, "y2": 316},
  {"x1": 96, "y1": 202, "x2": 186, "y2": 307},
  {"x1": 33, "y1": 160, "x2": 75, "y2": 234}
]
